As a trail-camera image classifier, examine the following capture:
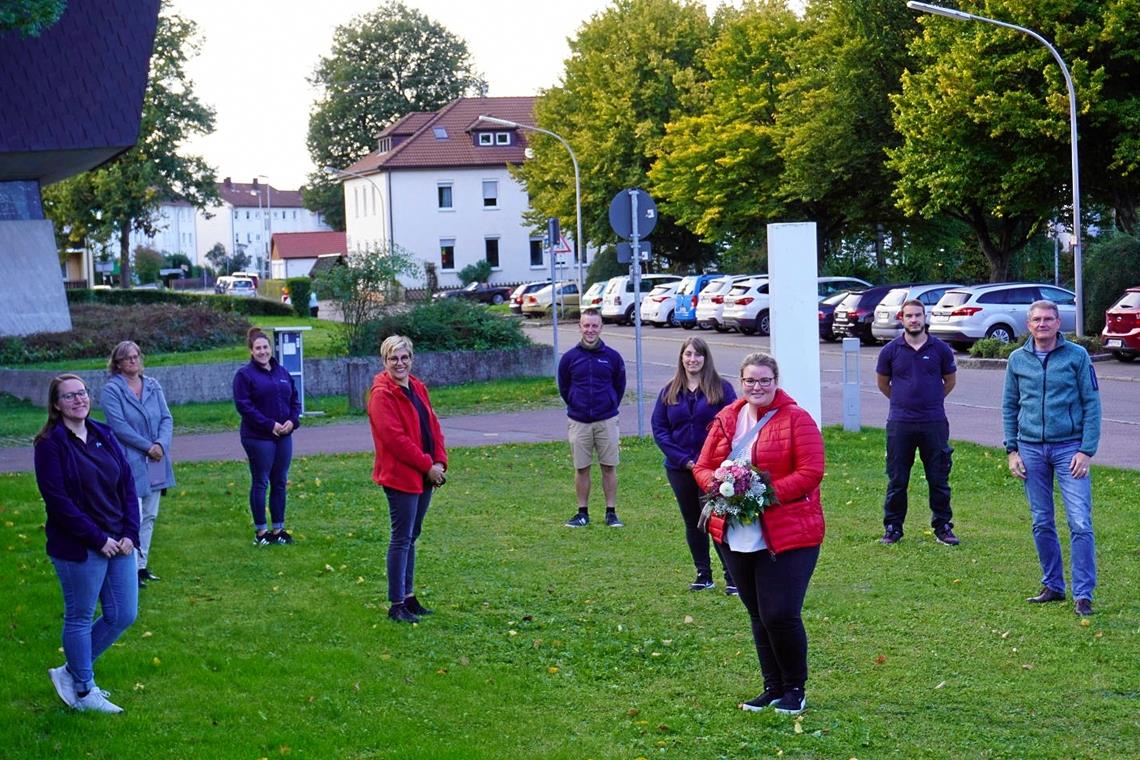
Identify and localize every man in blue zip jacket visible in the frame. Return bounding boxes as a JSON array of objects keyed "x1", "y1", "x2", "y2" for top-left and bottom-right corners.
[
  {"x1": 1003, "y1": 300, "x2": 1101, "y2": 617},
  {"x1": 558, "y1": 308, "x2": 626, "y2": 528}
]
